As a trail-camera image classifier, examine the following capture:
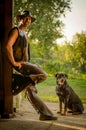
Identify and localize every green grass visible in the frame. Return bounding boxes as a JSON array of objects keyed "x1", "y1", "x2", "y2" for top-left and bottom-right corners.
[{"x1": 37, "y1": 77, "x2": 86, "y2": 103}]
